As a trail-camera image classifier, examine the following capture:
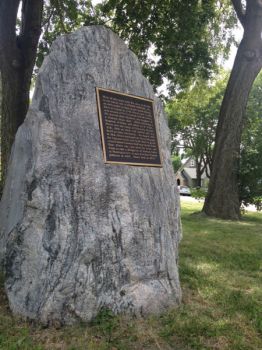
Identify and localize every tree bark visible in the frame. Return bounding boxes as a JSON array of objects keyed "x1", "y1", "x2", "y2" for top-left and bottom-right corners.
[
  {"x1": 196, "y1": 164, "x2": 202, "y2": 187},
  {"x1": 196, "y1": 157, "x2": 205, "y2": 187},
  {"x1": 0, "y1": 0, "x2": 43, "y2": 193},
  {"x1": 203, "y1": 0, "x2": 262, "y2": 219}
]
